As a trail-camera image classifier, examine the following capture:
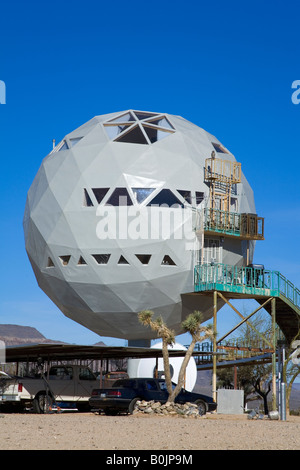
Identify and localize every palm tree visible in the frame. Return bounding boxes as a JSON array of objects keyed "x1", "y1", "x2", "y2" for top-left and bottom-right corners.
[{"x1": 138, "y1": 309, "x2": 214, "y2": 403}]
